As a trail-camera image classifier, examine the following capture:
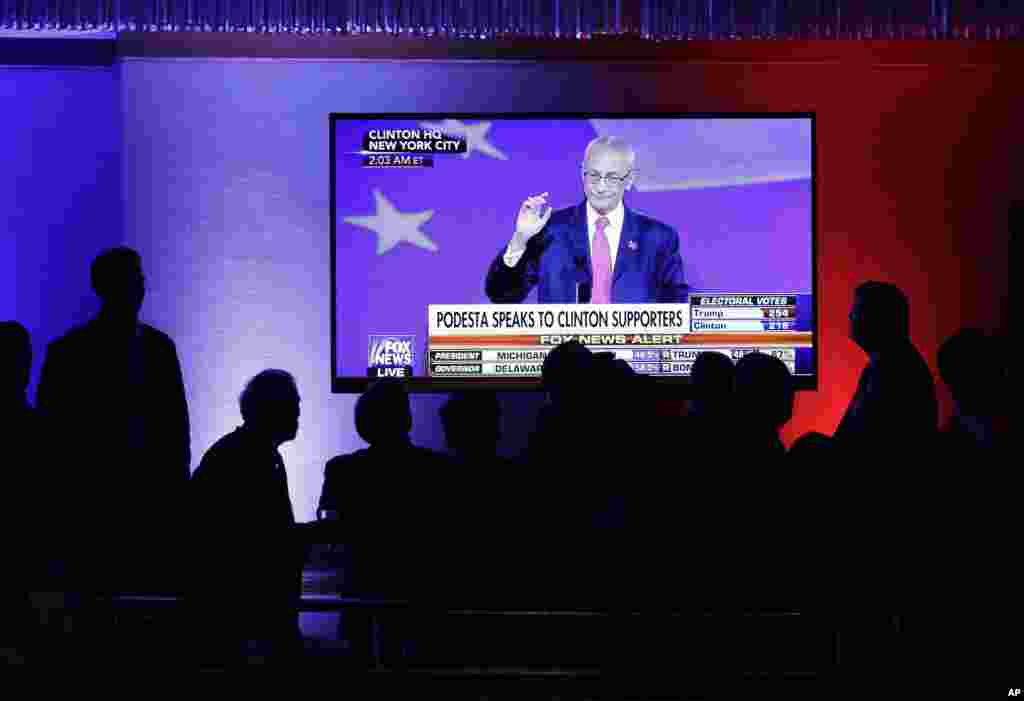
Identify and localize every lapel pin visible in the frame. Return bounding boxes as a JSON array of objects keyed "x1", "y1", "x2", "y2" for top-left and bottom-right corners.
[{"x1": 627, "y1": 240, "x2": 638, "y2": 251}]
